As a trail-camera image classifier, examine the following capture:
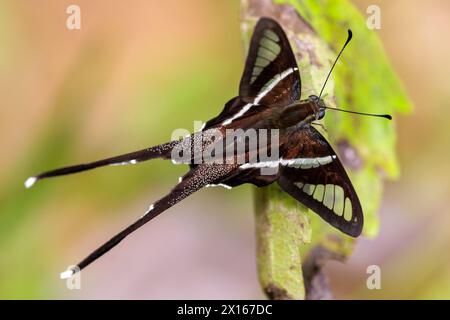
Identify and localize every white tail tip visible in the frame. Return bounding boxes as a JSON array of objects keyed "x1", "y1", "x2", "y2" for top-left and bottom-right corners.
[
  {"x1": 24, "y1": 177, "x2": 37, "y2": 189},
  {"x1": 60, "y1": 269, "x2": 74, "y2": 279}
]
